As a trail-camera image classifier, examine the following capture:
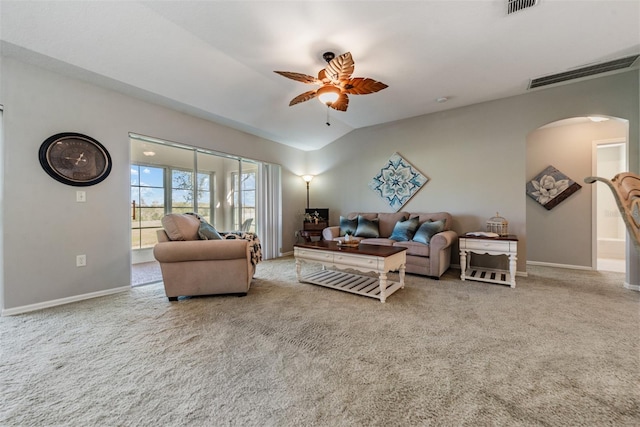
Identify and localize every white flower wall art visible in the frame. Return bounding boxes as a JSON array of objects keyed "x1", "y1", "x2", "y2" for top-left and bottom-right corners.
[
  {"x1": 368, "y1": 152, "x2": 428, "y2": 211},
  {"x1": 526, "y1": 165, "x2": 581, "y2": 210}
]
